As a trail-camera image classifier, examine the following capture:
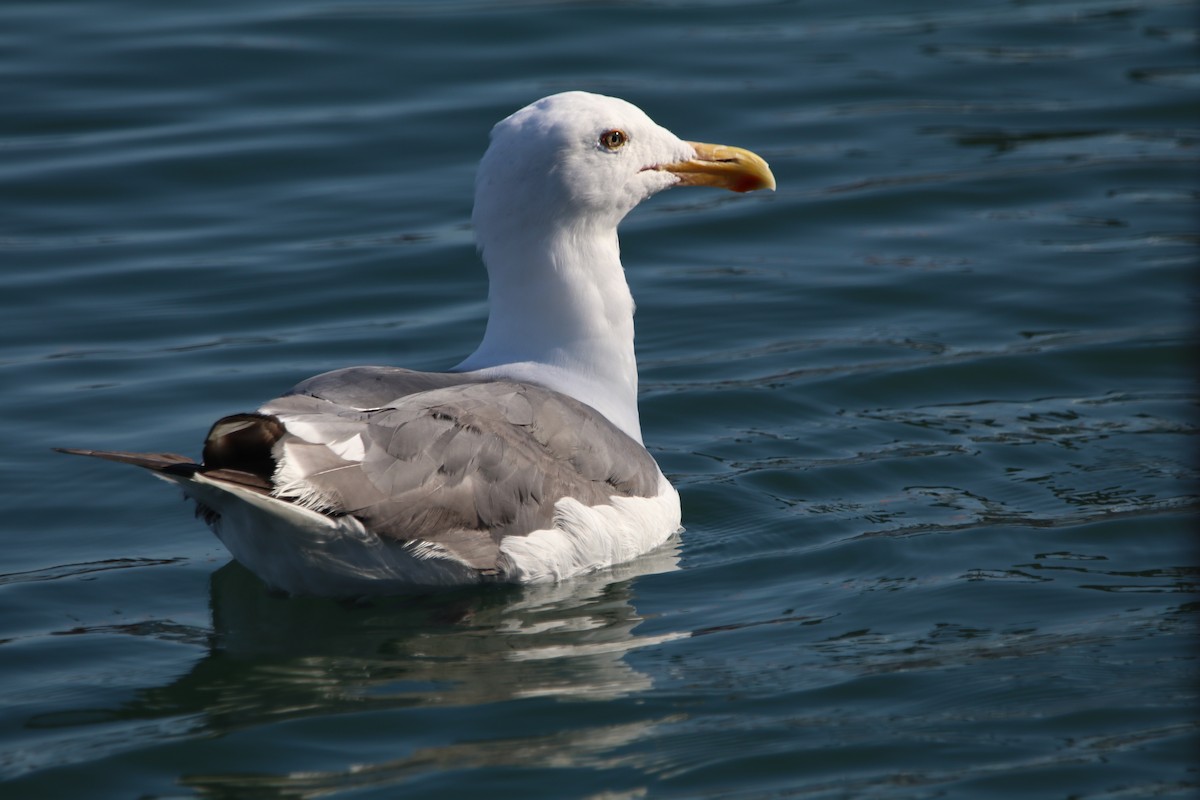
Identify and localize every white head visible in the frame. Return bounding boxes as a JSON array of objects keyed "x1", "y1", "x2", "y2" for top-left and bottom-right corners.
[{"x1": 473, "y1": 91, "x2": 775, "y2": 251}]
